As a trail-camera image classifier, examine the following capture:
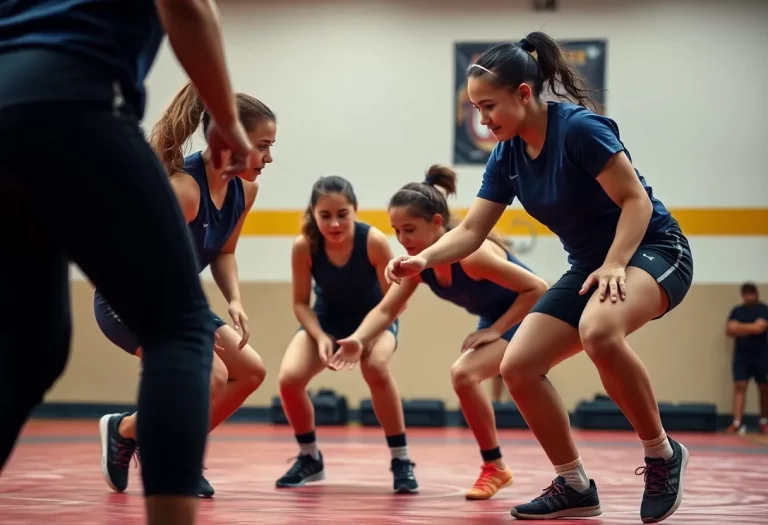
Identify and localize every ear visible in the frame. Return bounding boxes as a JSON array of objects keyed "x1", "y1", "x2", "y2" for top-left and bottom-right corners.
[
  {"x1": 431, "y1": 213, "x2": 444, "y2": 228},
  {"x1": 518, "y1": 83, "x2": 533, "y2": 104}
]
